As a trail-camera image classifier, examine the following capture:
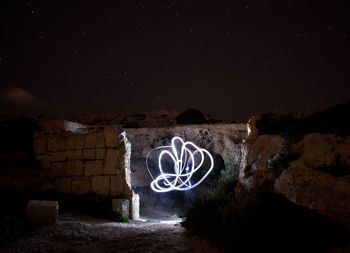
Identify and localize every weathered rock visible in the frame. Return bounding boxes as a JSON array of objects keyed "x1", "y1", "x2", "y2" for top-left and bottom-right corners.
[
  {"x1": 131, "y1": 193, "x2": 140, "y2": 220},
  {"x1": 286, "y1": 134, "x2": 350, "y2": 179},
  {"x1": 67, "y1": 160, "x2": 84, "y2": 176},
  {"x1": 66, "y1": 150, "x2": 82, "y2": 160},
  {"x1": 66, "y1": 134, "x2": 85, "y2": 149},
  {"x1": 54, "y1": 178, "x2": 71, "y2": 194},
  {"x1": 110, "y1": 175, "x2": 124, "y2": 196},
  {"x1": 239, "y1": 135, "x2": 284, "y2": 189},
  {"x1": 91, "y1": 176, "x2": 110, "y2": 195},
  {"x1": 85, "y1": 160, "x2": 103, "y2": 176},
  {"x1": 85, "y1": 131, "x2": 105, "y2": 148},
  {"x1": 126, "y1": 123, "x2": 246, "y2": 163},
  {"x1": 48, "y1": 137, "x2": 66, "y2": 152},
  {"x1": 38, "y1": 118, "x2": 65, "y2": 132},
  {"x1": 270, "y1": 133, "x2": 350, "y2": 225},
  {"x1": 33, "y1": 137, "x2": 47, "y2": 154},
  {"x1": 36, "y1": 155, "x2": 50, "y2": 169},
  {"x1": 104, "y1": 149, "x2": 119, "y2": 174},
  {"x1": 51, "y1": 151, "x2": 66, "y2": 162},
  {"x1": 275, "y1": 160, "x2": 350, "y2": 213},
  {"x1": 246, "y1": 115, "x2": 261, "y2": 140},
  {"x1": 83, "y1": 149, "x2": 95, "y2": 160},
  {"x1": 298, "y1": 134, "x2": 344, "y2": 168},
  {"x1": 96, "y1": 148, "x2": 106, "y2": 159},
  {"x1": 104, "y1": 126, "x2": 119, "y2": 147},
  {"x1": 51, "y1": 162, "x2": 66, "y2": 177},
  {"x1": 72, "y1": 177, "x2": 91, "y2": 194},
  {"x1": 112, "y1": 199, "x2": 129, "y2": 219},
  {"x1": 26, "y1": 200, "x2": 58, "y2": 226}
]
